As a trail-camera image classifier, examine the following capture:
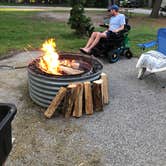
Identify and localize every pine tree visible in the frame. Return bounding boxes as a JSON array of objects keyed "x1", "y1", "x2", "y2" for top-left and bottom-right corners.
[{"x1": 68, "y1": 0, "x2": 94, "y2": 36}]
